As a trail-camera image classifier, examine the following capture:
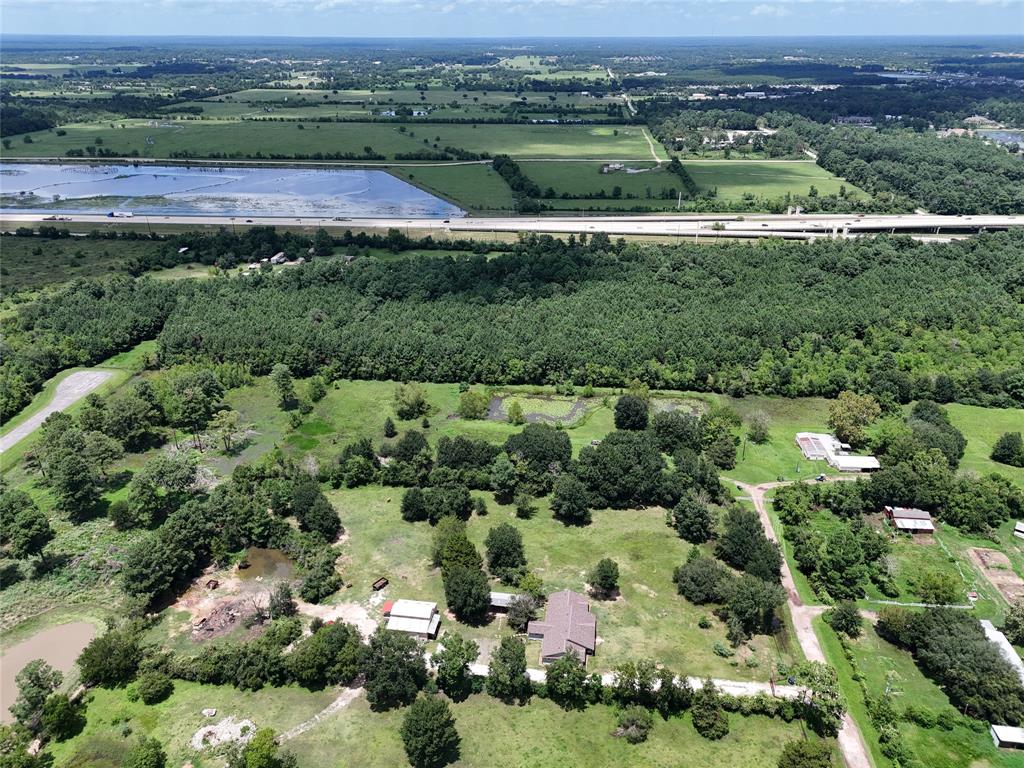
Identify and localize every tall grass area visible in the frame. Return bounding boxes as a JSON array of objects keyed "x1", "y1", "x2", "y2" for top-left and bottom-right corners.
[
  {"x1": 389, "y1": 164, "x2": 516, "y2": 212},
  {"x1": 684, "y1": 160, "x2": 861, "y2": 201}
]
